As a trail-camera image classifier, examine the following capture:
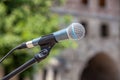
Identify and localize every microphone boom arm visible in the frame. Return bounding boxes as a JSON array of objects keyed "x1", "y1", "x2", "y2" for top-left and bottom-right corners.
[{"x1": 1, "y1": 38, "x2": 56, "y2": 80}]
